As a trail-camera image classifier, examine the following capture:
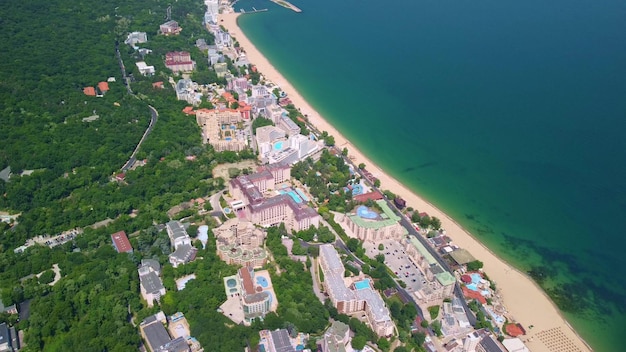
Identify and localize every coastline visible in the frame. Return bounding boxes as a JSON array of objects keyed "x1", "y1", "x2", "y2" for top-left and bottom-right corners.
[{"x1": 220, "y1": 11, "x2": 592, "y2": 352}]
